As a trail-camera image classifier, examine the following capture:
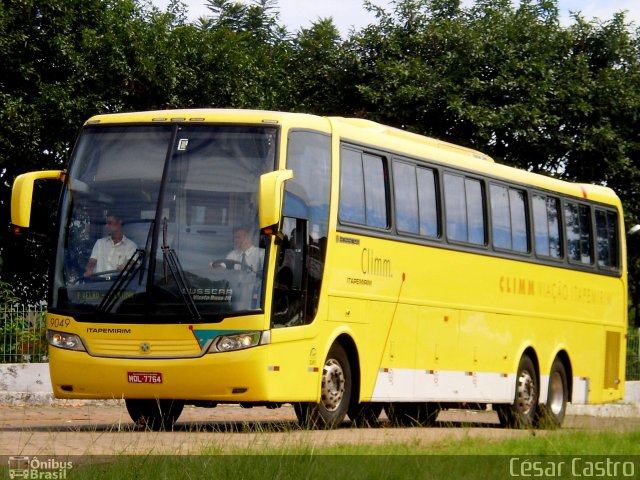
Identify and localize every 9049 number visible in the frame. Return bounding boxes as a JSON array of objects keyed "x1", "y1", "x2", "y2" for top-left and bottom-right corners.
[{"x1": 49, "y1": 316, "x2": 71, "y2": 328}]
